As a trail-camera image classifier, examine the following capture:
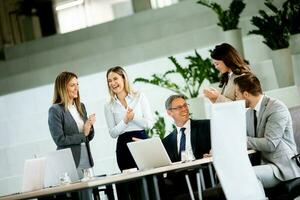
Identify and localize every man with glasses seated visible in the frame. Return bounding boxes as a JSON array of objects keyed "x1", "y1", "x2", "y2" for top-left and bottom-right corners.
[
  {"x1": 161, "y1": 94, "x2": 217, "y2": 199},
  {"x1": 163, "y1": 94, "x2": 211, "y2": 162}
]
